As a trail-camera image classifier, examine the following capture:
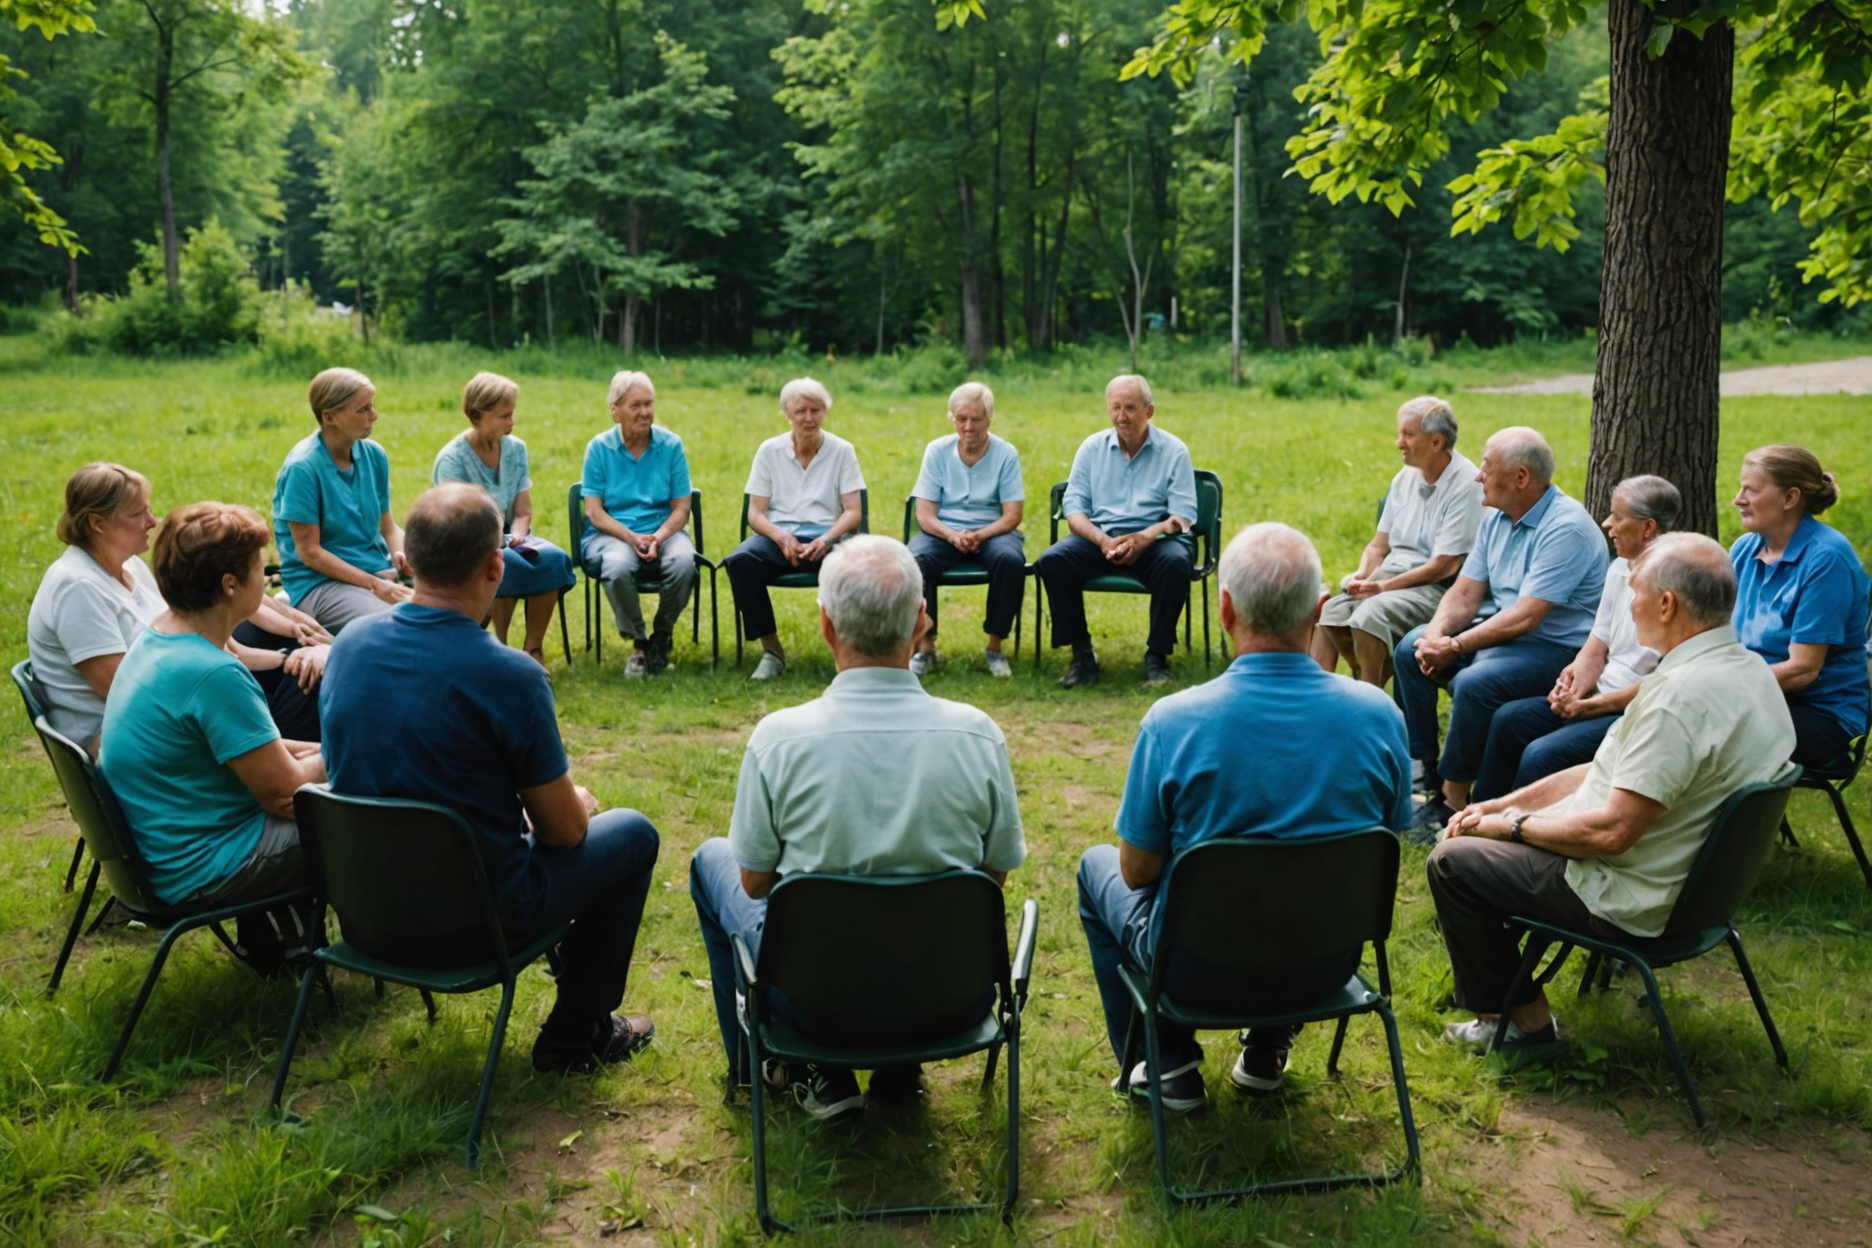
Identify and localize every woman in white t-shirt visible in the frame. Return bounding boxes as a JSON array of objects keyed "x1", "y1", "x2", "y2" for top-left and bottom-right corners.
[
  {"x1": 1470, "y1": 474, "x2": 1682, "y2": 801},
  {"x1": 26, "y1": 463, "x2": 332, "y2": 753}
]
